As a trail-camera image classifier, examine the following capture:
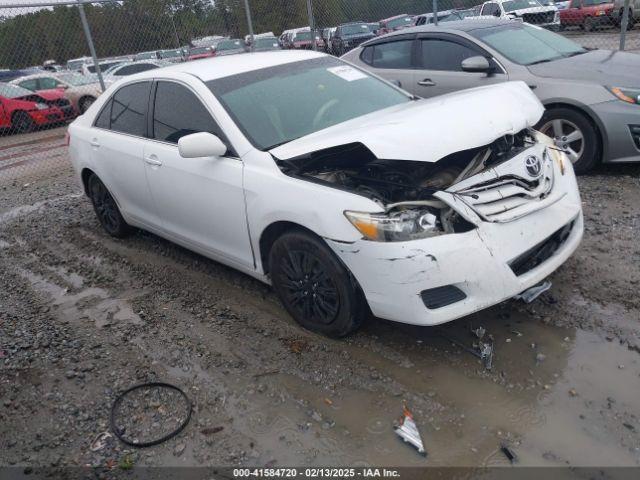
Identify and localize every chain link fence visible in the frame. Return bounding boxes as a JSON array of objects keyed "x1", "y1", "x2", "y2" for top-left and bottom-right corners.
[{"x1": 0, "y1": 0, "x2": 637, "y2": 187}]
